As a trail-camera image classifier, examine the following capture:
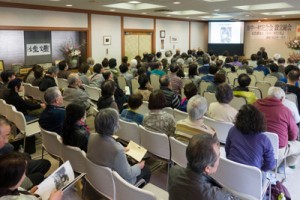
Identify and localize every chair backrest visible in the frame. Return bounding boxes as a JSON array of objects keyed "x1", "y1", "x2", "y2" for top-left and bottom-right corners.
[
  {"x1": 236, "y1": 69, "x2": 247, "y2": 75},
  {"x1": 150, "y1": 74, "x2": 160, "y2": 90},
  {"x1": 203, "y1": 91, "x2": 217, "y2": 108},
  {"x1": 40, "y1": 127, "x2": 61, "y2": 158},
  {"x1": 249, "y1": 74, "x2": 257, "y2": 87},
  {"x1": 229, "y1": 96, "x2": 247, "y2": 110},
  {"x1": 253, "y1": 71, "x2": 265, "y2": 82},
  {"x1": 135, "y1": 101, "x2": 149, "y2": 115},
  {"x1": 13, "y1": 110, "x2": 27, "y2": 134},
  {"x1": 84, "y1": 84, "x2": 101, "y2": 102},
  {"x1": 173, "y1": 108, "x2": 188, "y2": 122},
  {"x1": 203, "y1": 116, "x2": 234, "y2": 144},
  {"x1": 139, "y1": 125, "x2": 170, "y2": 160},
  {"x1": 117, "y1": 76, "x2": 127, "y2": 91},
  {"x1": 116, "y1": 119, "x2": 140, "y2": 144},
  {"x1": 31, "y1": 85, "x2": 45, "y2": 102},
  {"x1": 264, "y1": 76, "x2": 277, "y2": 86},
  {"x1": 211, "y1": 157, "x2": 262, "y2": 200},
  {"x1": 163, "y1": 107, "x2": 174, "y2": 116},
  {"x1": 131, "y1": 78, "x2": 139, "y2": 93},
  {"x1": 227, "y1": 72, "x2": 238, "y2": 86},
  {"x1": 60, "y1": 144, "x2": 87, "y2": 174},
  {"x1": 286, "y1": 93, "x2": 298, "y2": 109},
  {"x1": 23, "y1": 83, "x2": 33, "y2": 98},
  {"x1": 57, "y1": 78, "x2": 69, "y2": 90},
  {"x1": 248, "y1": 86, "x2": 262, "y2": 99},
  {"x1": 85, "y1": 158, "x2": 115, "y2": 200},
  {"x1": 255, "y1": 81, "x2": 271, "y2": 99},
  {"x1": 113, "y1": 171, "x2": 156, "y2": 200},
  {"x1": 169, "y1": 137, "x2": 188, "y2": 168},
  {"x1": 199, "y1": 81, "x2": 211, "y2": 96},
  {"x1": 263, "y1": 132, "x2": 279, "y2": 160}
]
